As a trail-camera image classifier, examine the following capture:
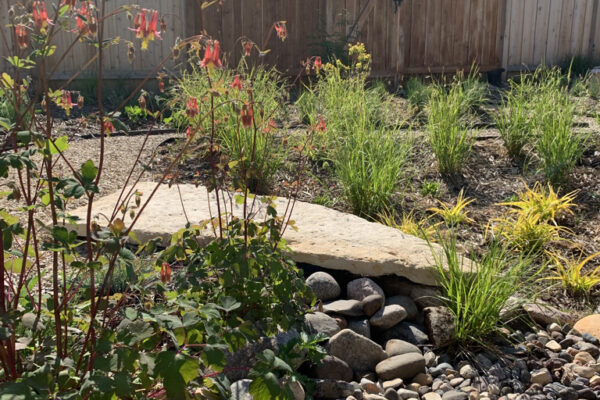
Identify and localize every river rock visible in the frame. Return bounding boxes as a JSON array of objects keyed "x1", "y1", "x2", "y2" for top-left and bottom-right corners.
[
  {"x1": 348, "y1": 278, "x2": 386, "y2": 302},
  {"x1": 523, "y1": 303, "x2": 573, "y2": 326},
  {"x1": 323, "y1": 299, "x2": 364, "y2": 317},
  {"x1": 362, "y1": 294, "x2": 385, "y2": 317},
  {"x1": 574, "y1": 315, "x2": 600, "y2": 342},
  {"x1": 424, "y1": 306, "x2": 456, "y2": 348},
  {"x1": 305, "y1": 312, "x2": 341, "y2": 337},
  {"x1": 379, "y1": 322, "x2": 430, "y2": 345},
  {"x1": 349, "y1": 318, "x2": 372, "y2": 338},
  {"x1": 386, "y1": 295, "x2": 419, "y2": 321},
  {"x1": 328, "y1": 329, "x2": 387, "y2": 371},
  {"x1": 370, "y1": 305, "x2": 408, "y2": 330},
  {"x1": 385, "y1": 339, "x2": 421, "y2": 357},
  {"x1": 313, "y1": 379, "x2": 355, "y2": 399},
  {"x1": 230, "y1": 379, "x2": 253, "y2": 400},
  {"x1": 306, "y1": 271, "x2": 341, "y2": 301},
  {"x1": 375, "y1": 353, "x2": 426, "y2": 380},
  {"x1": 314, "y1": 355, "x2": 353, "y2": 381}
]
